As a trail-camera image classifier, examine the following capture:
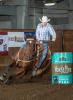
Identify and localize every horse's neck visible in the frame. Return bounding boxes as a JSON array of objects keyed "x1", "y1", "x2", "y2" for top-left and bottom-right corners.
[{"x1": 18, "y1": 43, "x2": 35, "y2": 60}]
